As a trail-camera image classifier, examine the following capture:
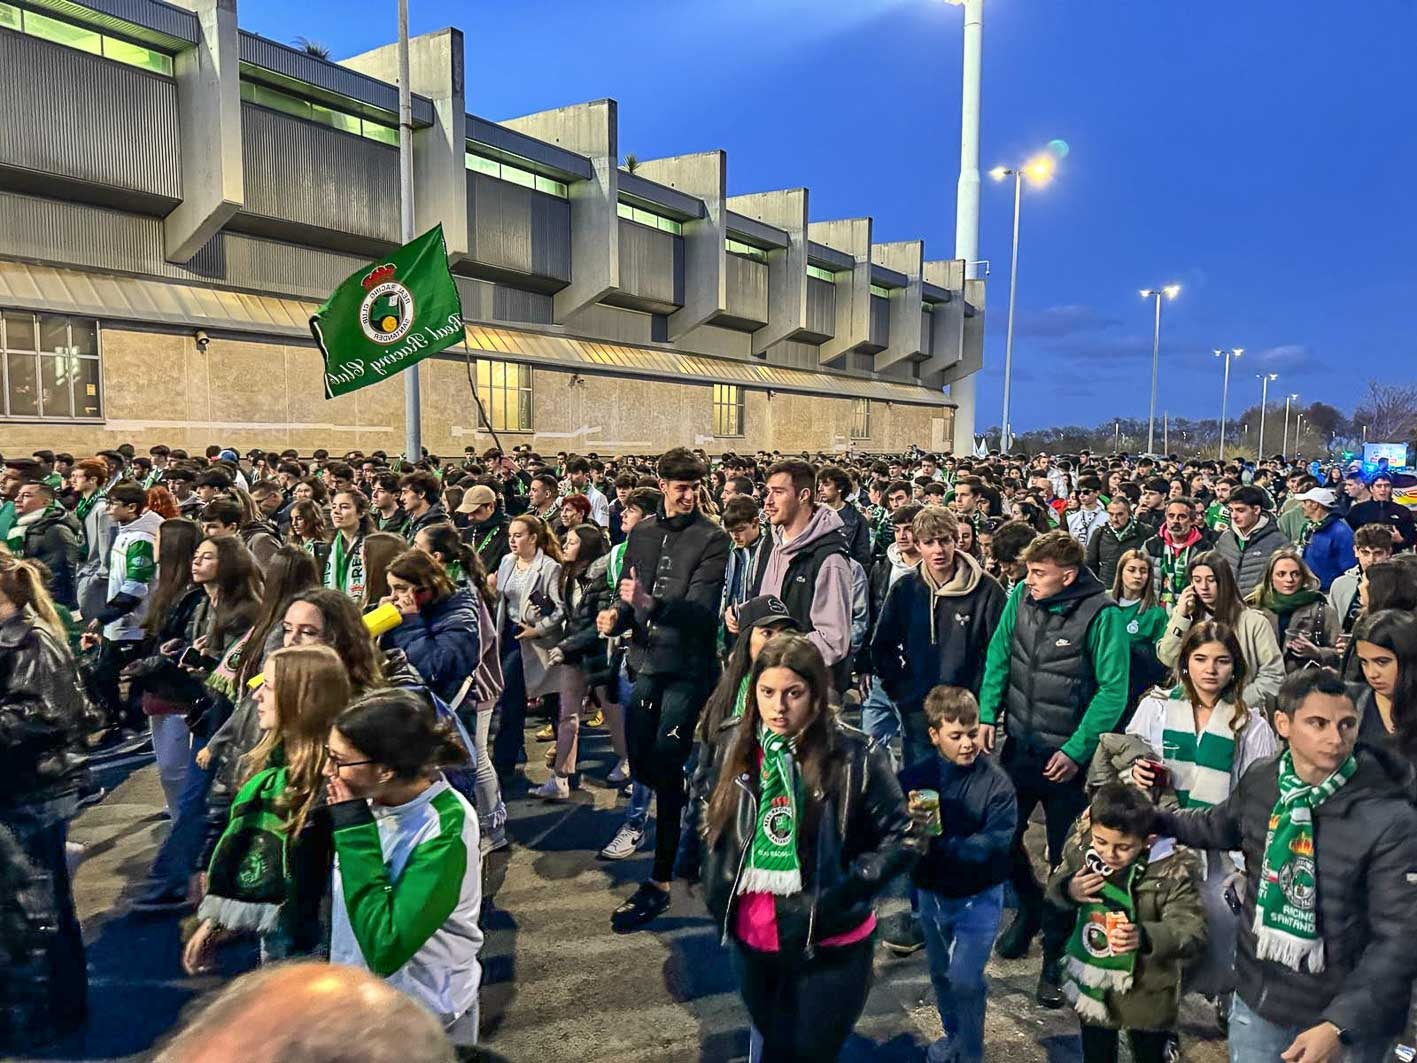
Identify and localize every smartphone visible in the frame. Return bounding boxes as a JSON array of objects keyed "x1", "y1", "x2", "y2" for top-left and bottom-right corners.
[
  {"x1": 178, "y1": 646, "x2": 219, "y2": 672},
  {"x1": 528, "y1": 589, "x2": 555, "y2": 617},
  {"x1": 1224, "y1": 883, "x2": 1243, "y2": 915}
]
